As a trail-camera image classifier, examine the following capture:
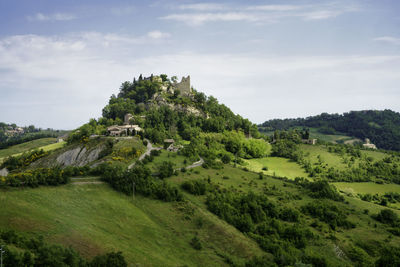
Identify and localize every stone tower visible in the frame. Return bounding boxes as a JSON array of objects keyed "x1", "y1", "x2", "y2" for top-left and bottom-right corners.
[
  {"x1": 124, "y1": 113, "x2": 133, "y2": 125},
  {"x1": 175, "y1": 75, "x2": 191, "y2": 95}
]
